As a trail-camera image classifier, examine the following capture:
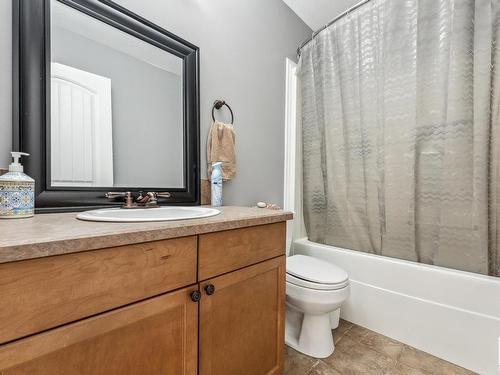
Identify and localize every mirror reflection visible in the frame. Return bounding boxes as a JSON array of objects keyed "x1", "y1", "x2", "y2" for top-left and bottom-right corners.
[{"x1": 50, "y1": 0, "x2": 184, "y2": 188}]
